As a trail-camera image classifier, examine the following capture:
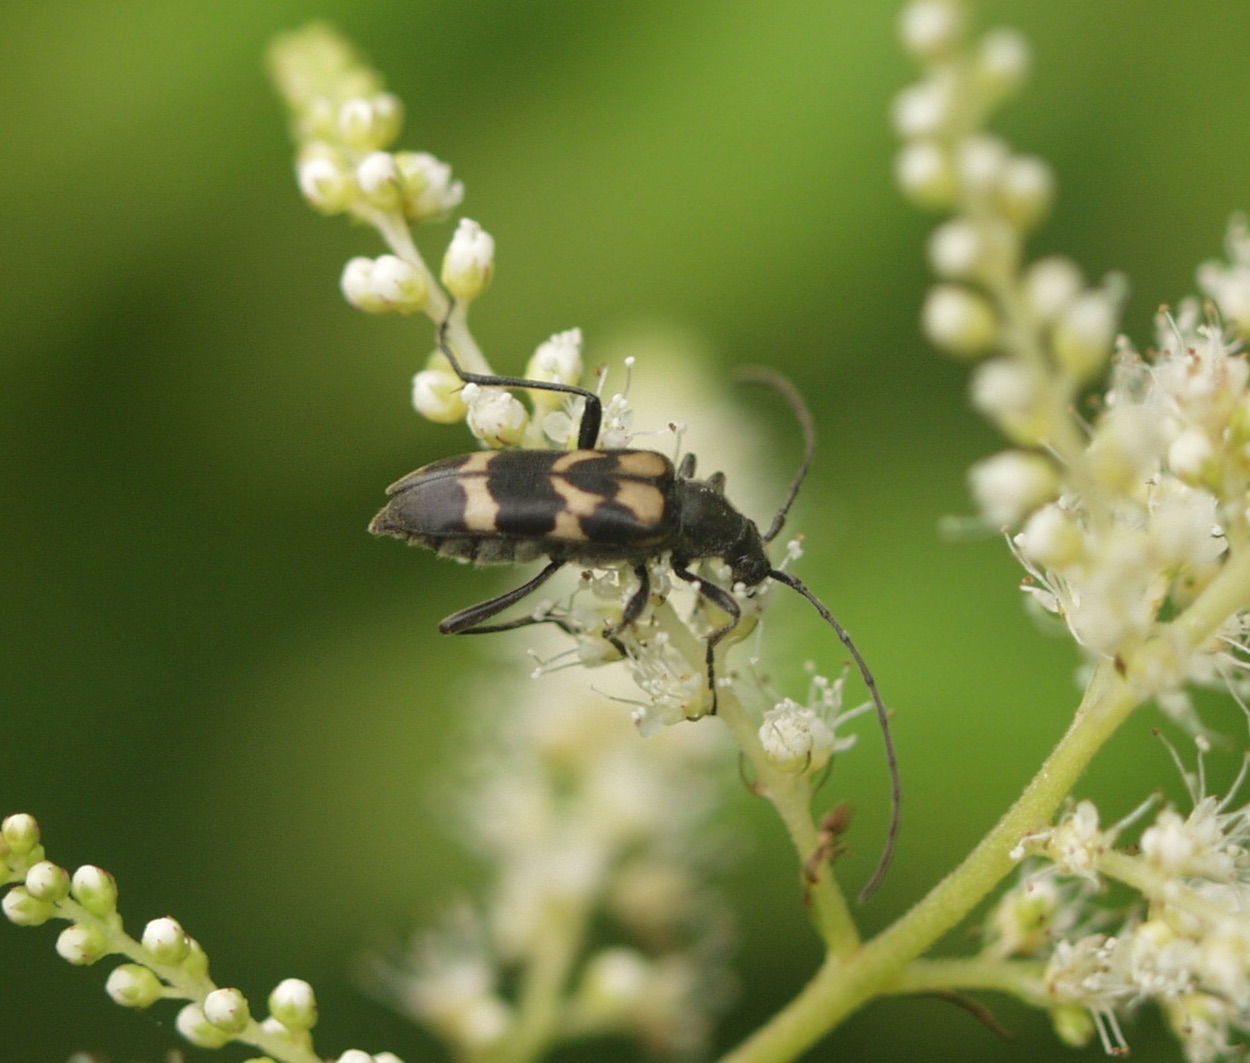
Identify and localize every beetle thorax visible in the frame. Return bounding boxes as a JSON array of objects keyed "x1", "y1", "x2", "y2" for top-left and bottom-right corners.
[{"x1": 671, "y1": 480, "x2": 770, "y2": 587}]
